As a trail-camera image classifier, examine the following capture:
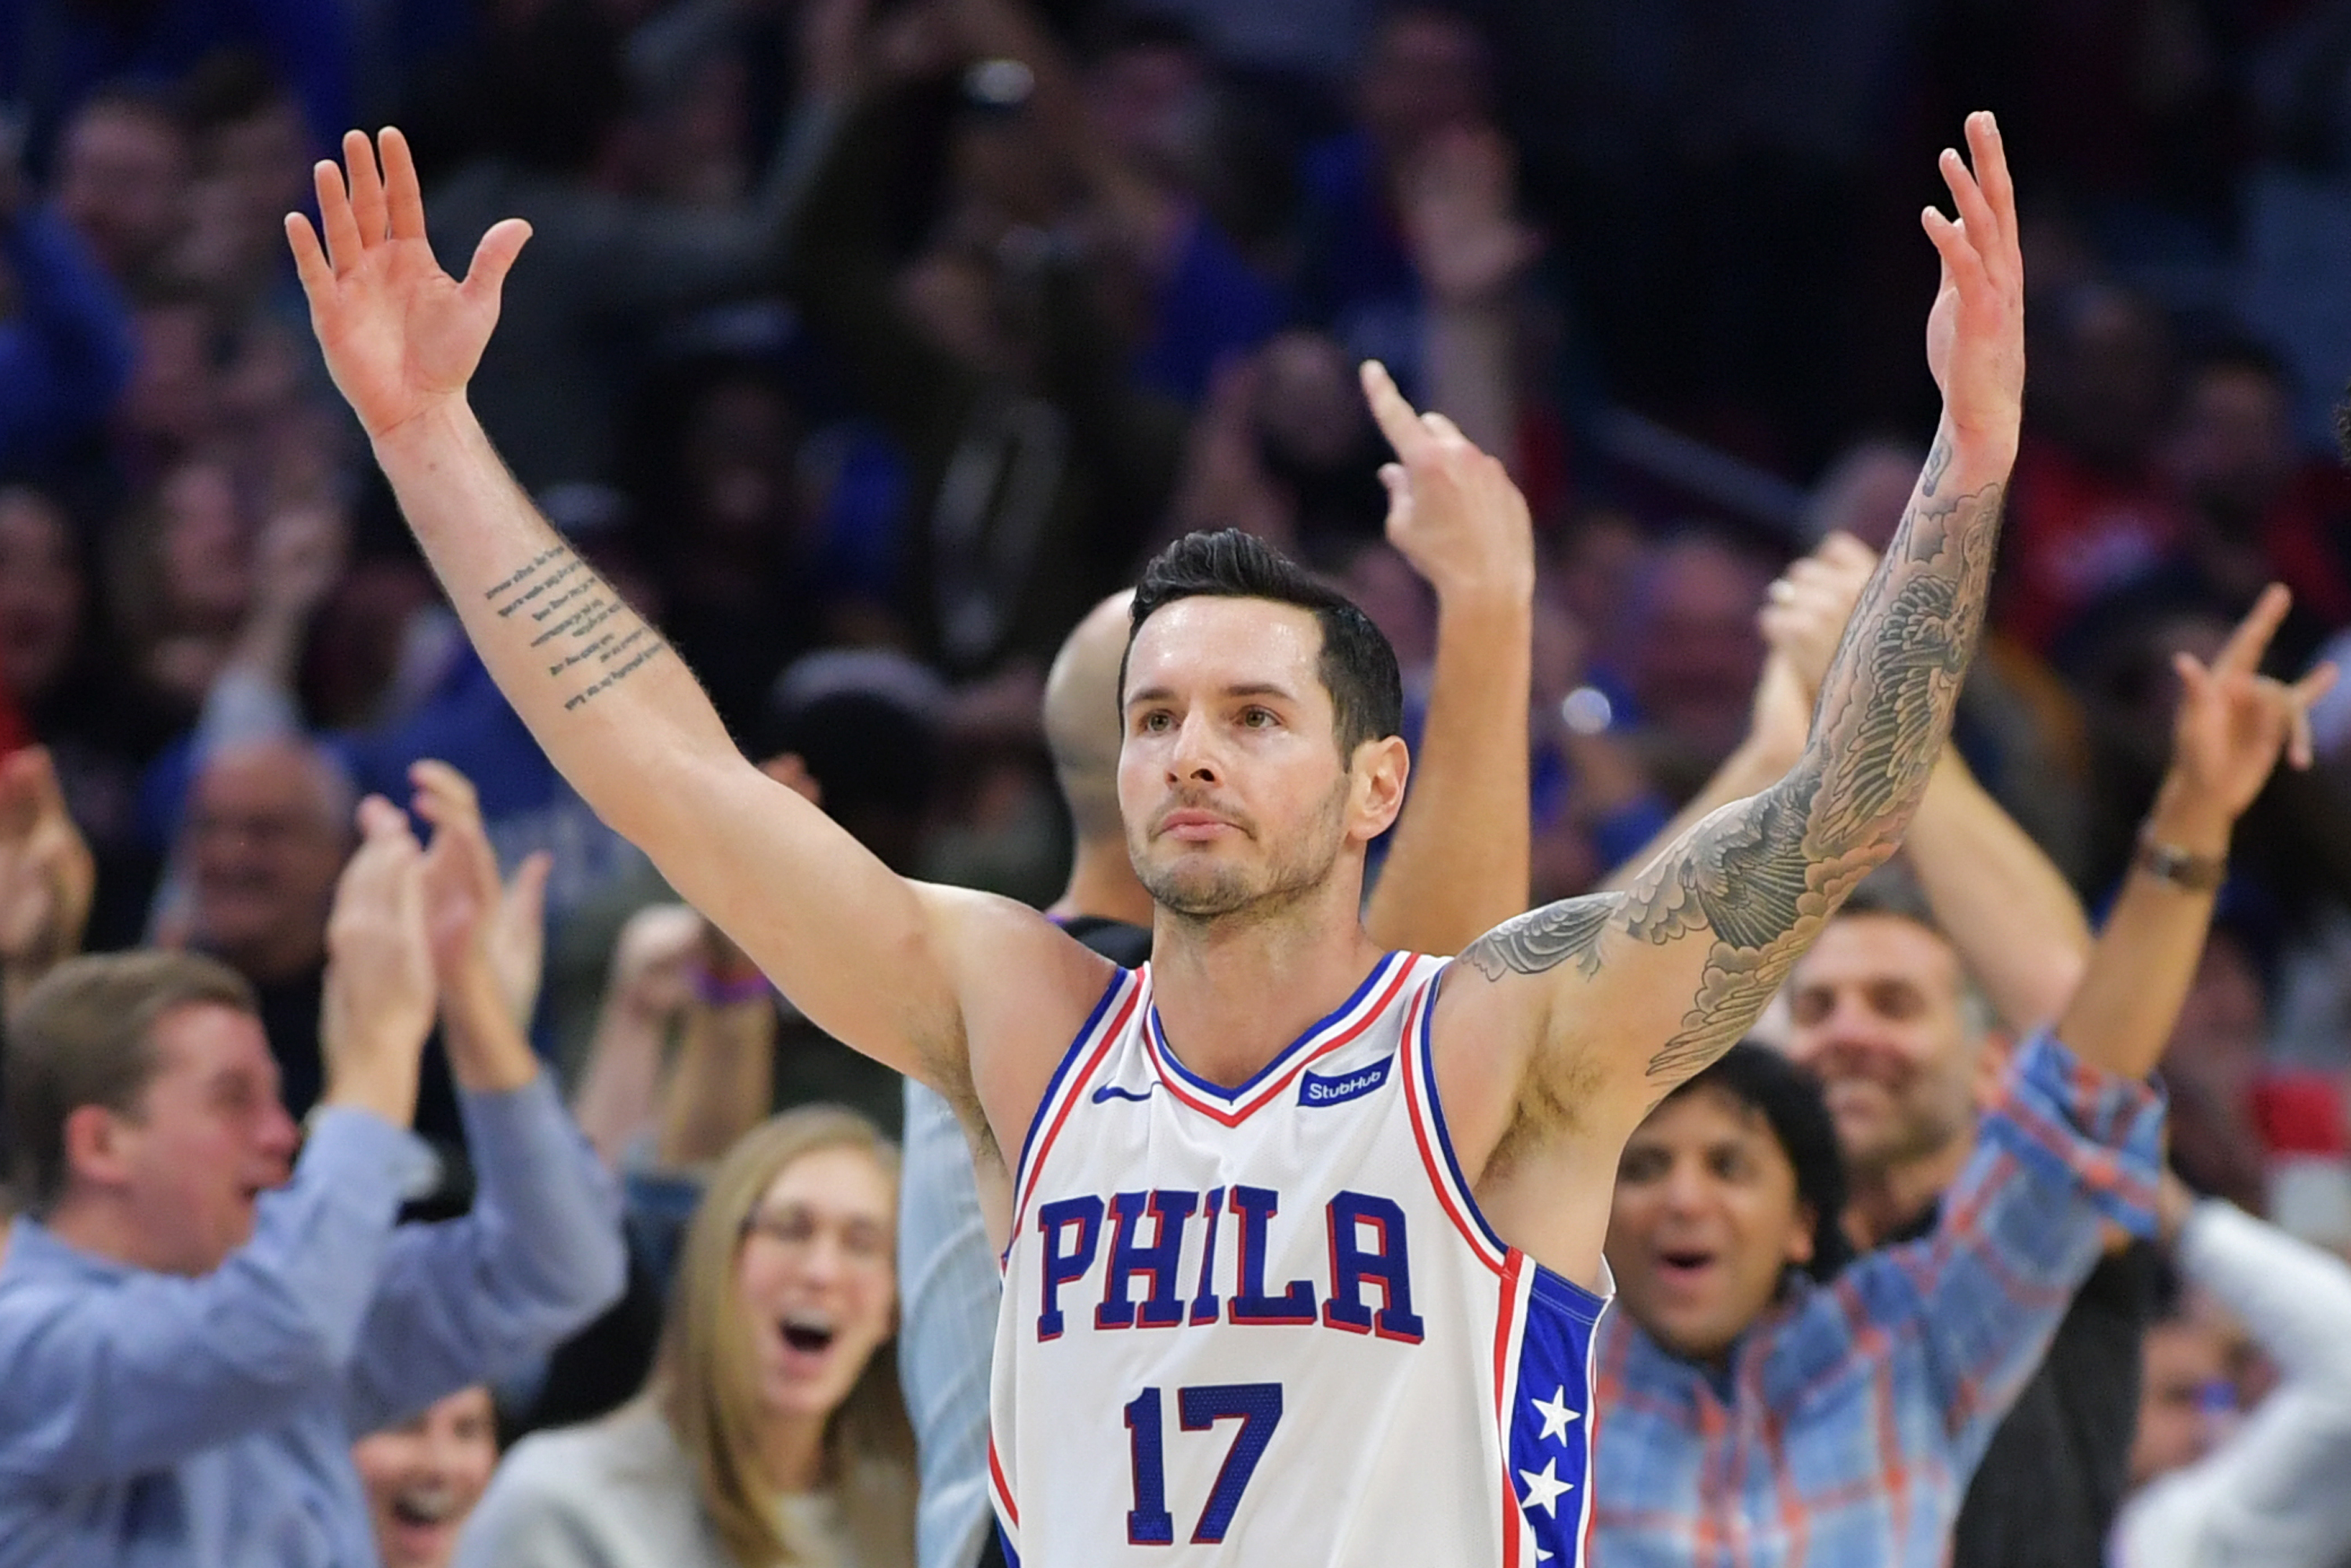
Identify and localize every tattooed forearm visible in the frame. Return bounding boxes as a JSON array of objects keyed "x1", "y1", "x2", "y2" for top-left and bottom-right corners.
[
  {"x1": 1468, "y1": 435, "x2": 2009, "y2": 1091},
  {"x1": 486, "y1": 545, "x2": 672, "y2": 712}
]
